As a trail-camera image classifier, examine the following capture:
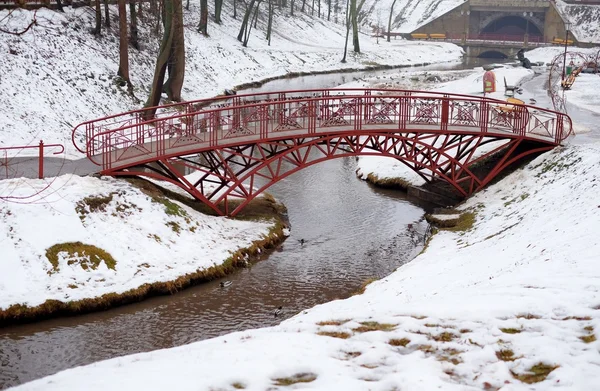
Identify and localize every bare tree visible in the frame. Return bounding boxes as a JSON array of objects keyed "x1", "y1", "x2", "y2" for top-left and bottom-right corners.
[
  {"x1": 143, "y1": 0, "x2": 185, "y2": 119},
  {"x1": 103, "y1": 0, "x2": 110, "y2": 28},
  {"x1": 215, "y1": 0, "x2": 223, "y2": 23},
  {"x1": 351, "y1": 0, "x2": 366, "y2": 53},
  {"x1": 198, "y1": 0, "x2": 208, "y2": 35},
  {"x1": 341, "y1": 0, "x2": 350, "y2": 62},
  {"x1": 266, "y1": 0, "x2": 273, "y2": 45},
  {"x1": 387, "y1": 0, "x2": 396, "y2": 42},
  {"x1": 237, "y1": 0, "x2": 256, "y2": 42},
  {"x1": 94, "y1": 0, "x2": 102, "y2": 34},
  {"x1": 117, "y1": 0, "x2": 131, "y2": 88},
  {"x1": 130, "y1": 1, "x2": 139, "y2": 49}
]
